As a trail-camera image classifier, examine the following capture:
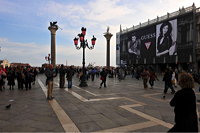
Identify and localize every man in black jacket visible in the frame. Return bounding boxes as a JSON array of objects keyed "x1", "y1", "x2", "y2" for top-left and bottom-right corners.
[
  {"x1": 163, "y1": 68, "x2": 176, "y2": 98},
  {"x1": 59, "y1": 64, "x2": 66, "y2": 88},
  {"x1": 66, "y1": 66, "x2": 74, "y2": 89},
  {"x1": 45, "y1": 64, "x2": 57, "y2": 100}
]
